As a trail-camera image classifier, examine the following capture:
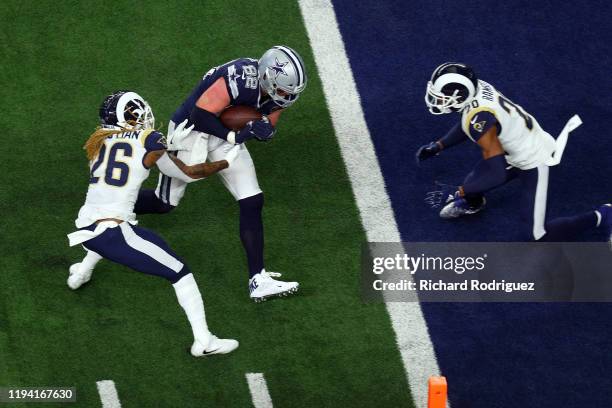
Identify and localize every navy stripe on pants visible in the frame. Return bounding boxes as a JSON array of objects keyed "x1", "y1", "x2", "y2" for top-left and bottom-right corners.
[{"x1": 82, "y1": 223, "x2": 190, "y2": 283}]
